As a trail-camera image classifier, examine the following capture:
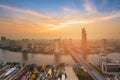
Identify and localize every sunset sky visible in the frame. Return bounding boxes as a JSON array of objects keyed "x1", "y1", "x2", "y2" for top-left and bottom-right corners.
[{"x1": 0, "y1": 0, "x2": 120, "y2": 39}]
